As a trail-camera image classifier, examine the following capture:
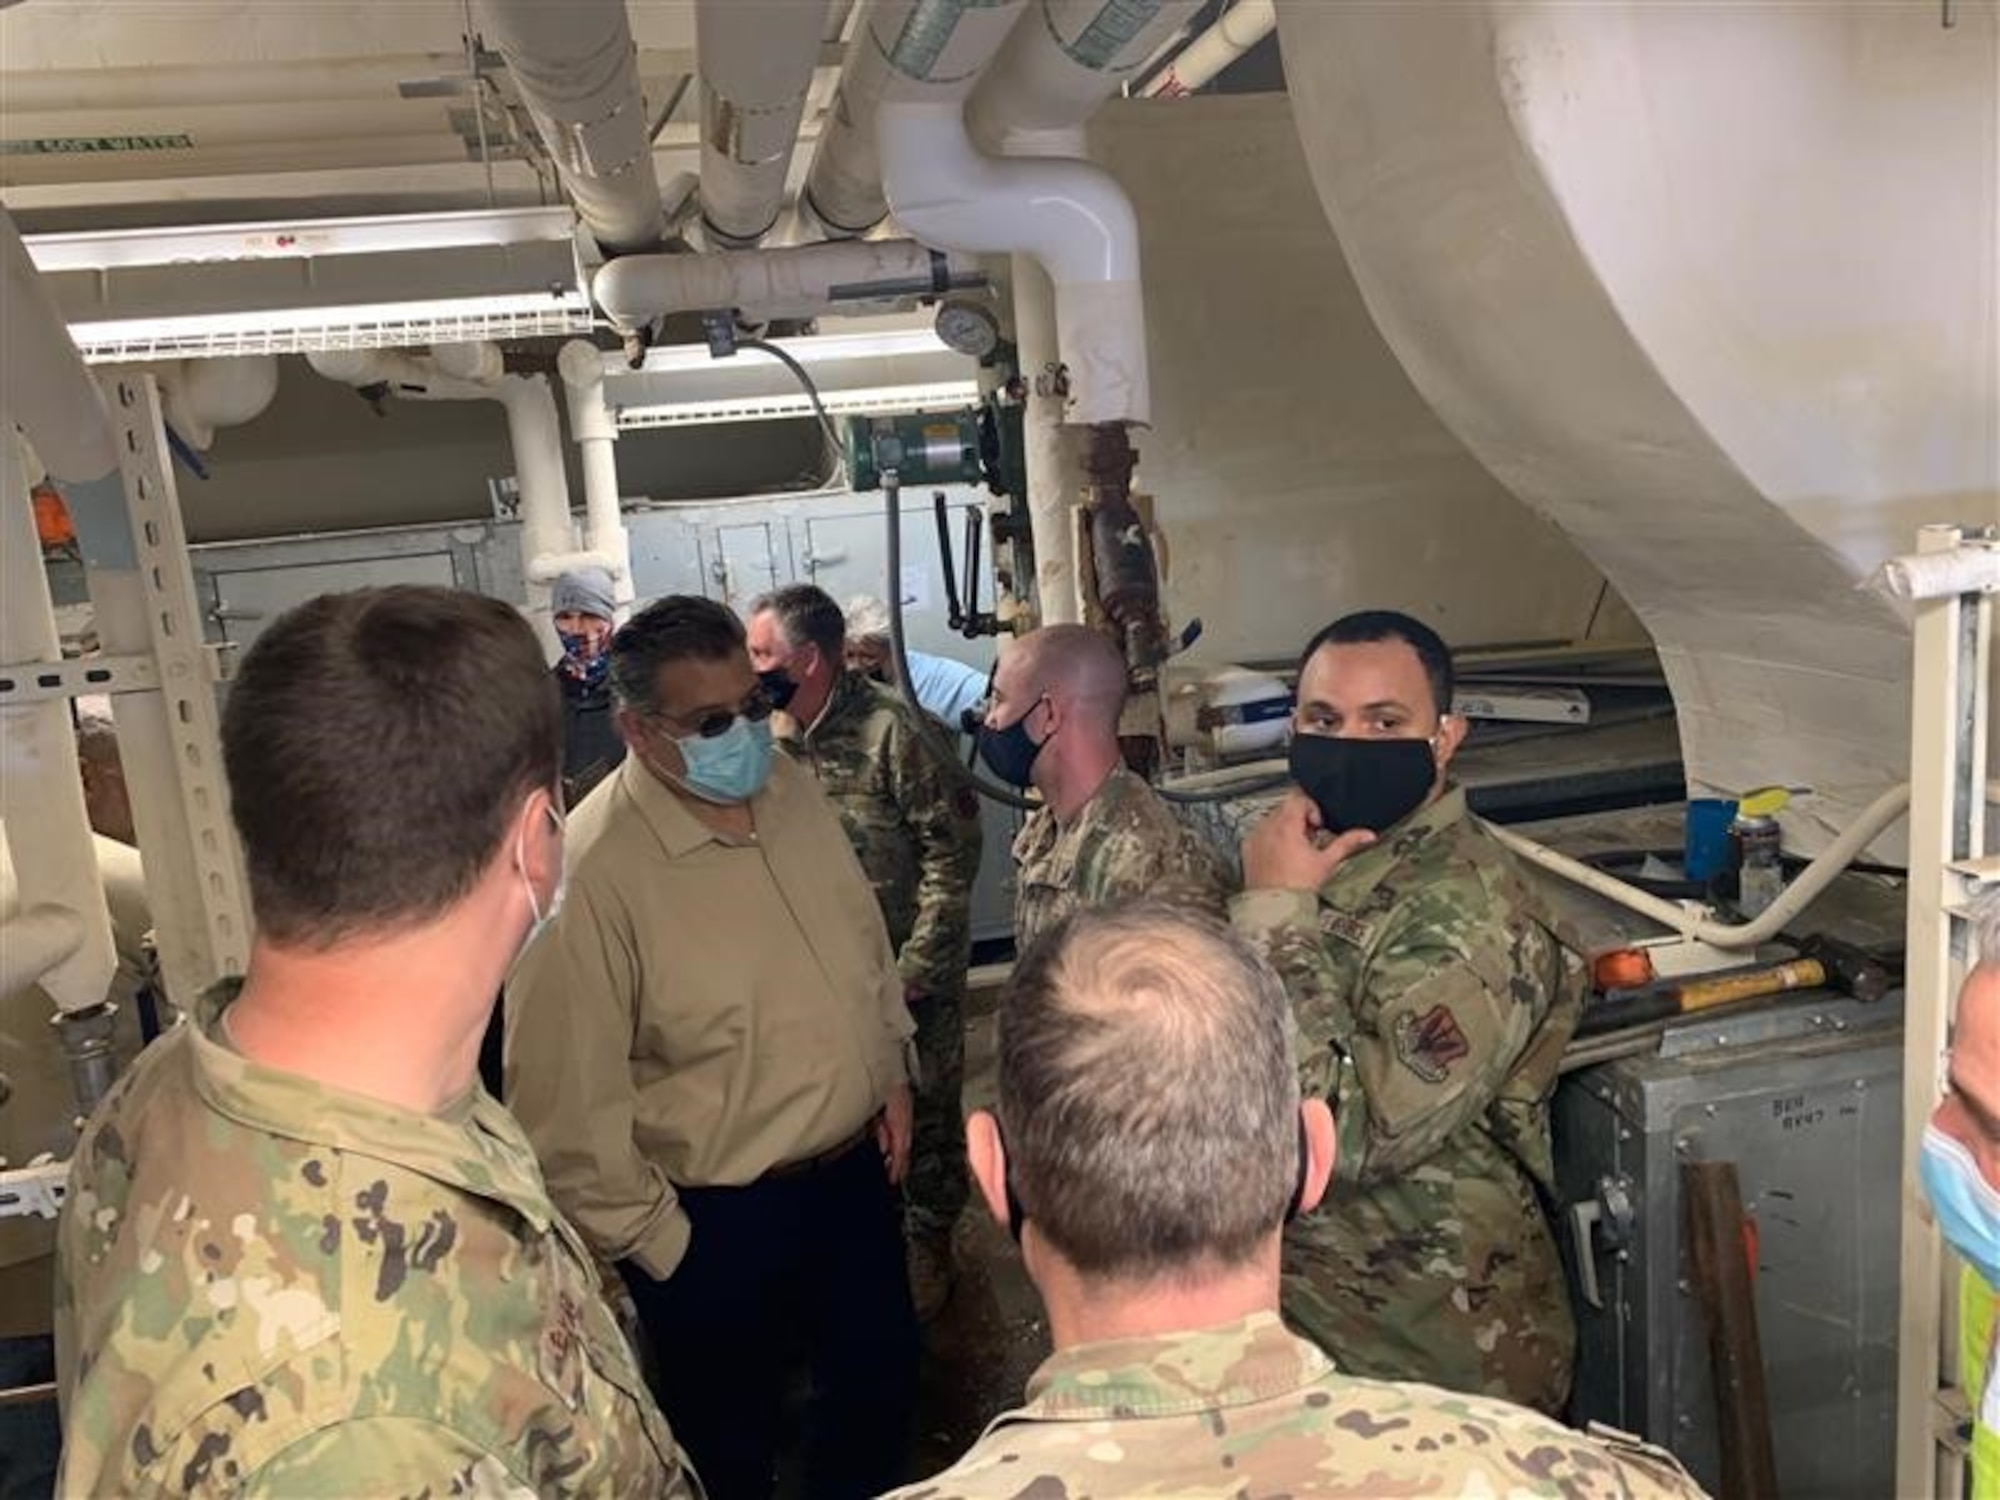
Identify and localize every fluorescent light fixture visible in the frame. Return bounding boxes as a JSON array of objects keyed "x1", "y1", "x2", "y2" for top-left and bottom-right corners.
[
  {"x1": 617, "y1": 379, "x2": 981, "y2": 430},
  {"x1": 65, "y1": 292, "x2": 596, "y2": 364},
  {"x1": 25, "y1": 208, "x2": 580, "y2": 273},
  {"x1": 635, "y1": 327, "x2": 954, "y2": 373}
]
